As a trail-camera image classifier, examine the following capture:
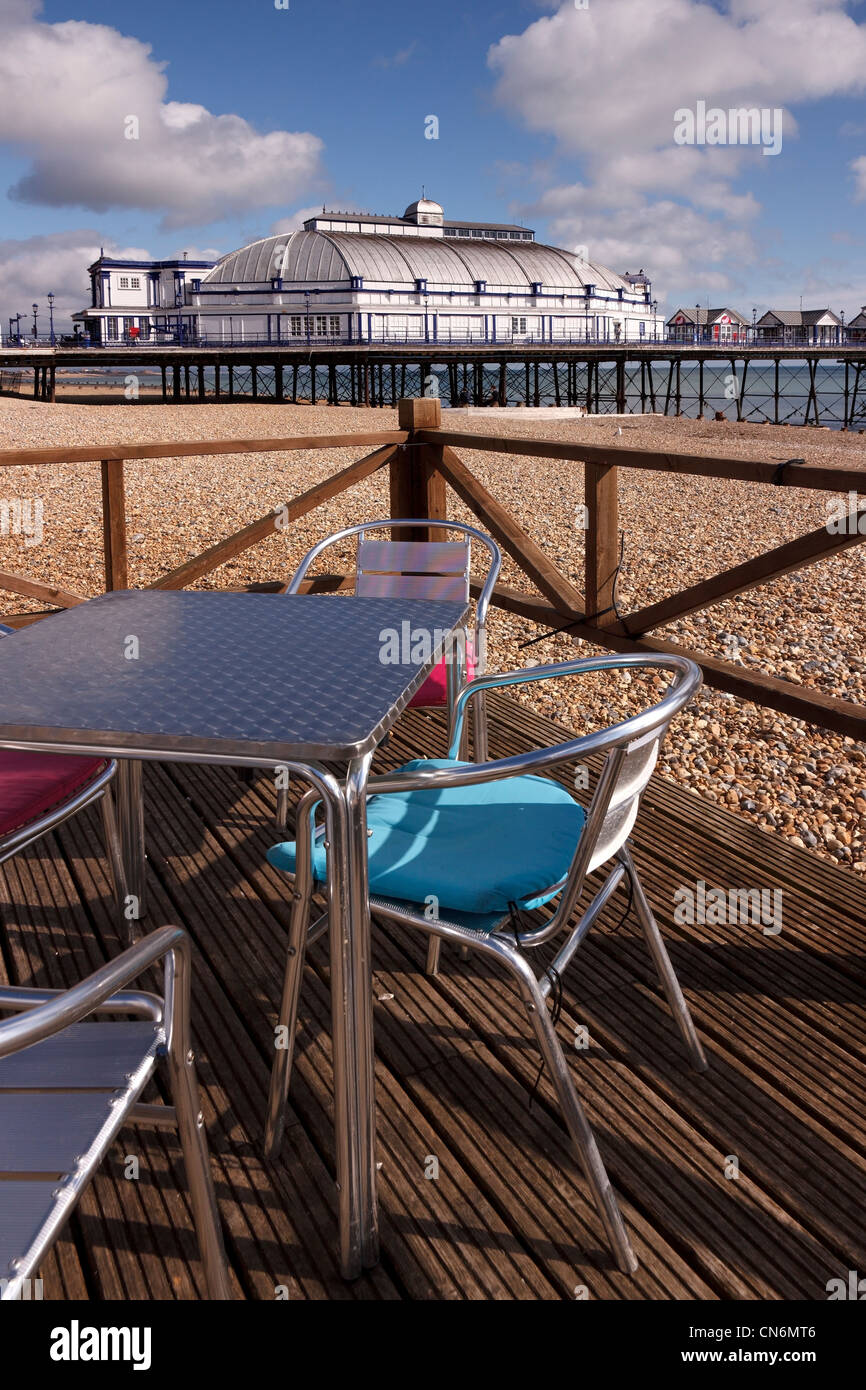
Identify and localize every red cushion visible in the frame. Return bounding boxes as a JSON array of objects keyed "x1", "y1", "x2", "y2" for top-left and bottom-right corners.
[
  {"x1": 407, "y1": 638, "x2": 477, "y2": 710},
  {"x1": 0, "y1": 750, "x2": 109, "y2": 838}
]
